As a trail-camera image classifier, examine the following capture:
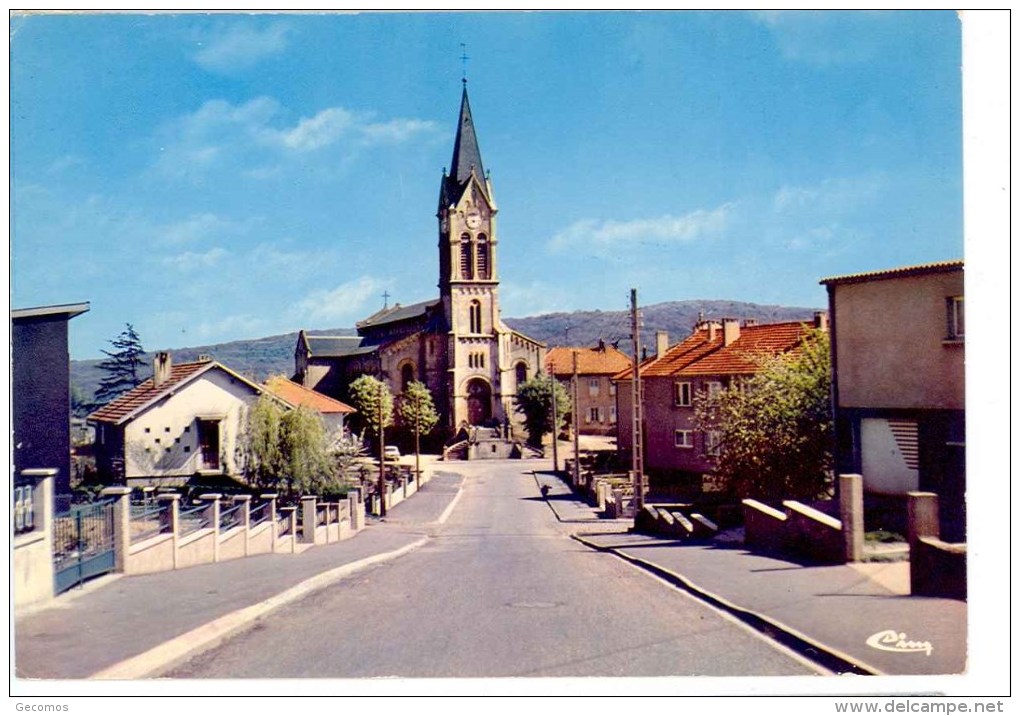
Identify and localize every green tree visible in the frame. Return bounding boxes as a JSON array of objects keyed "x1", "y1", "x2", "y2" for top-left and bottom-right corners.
[
  {"x1": 693, "y1": 329, "x2": 833, "y2": 502},
  {"x1": 236, "y1": 393, "x2": 285, "y2": 490},
  {"x1": 514, "y1": 373, "x2": 570, "y2": 449},
  {"x1": 281, "y1": 405, "x2": 336, "y2": 496},
  {"x1": 94, "y1": 323, "x2": 146, "y2": 405},
  {"x1": 237, "y1": 397, "x2": 337, "y2": 497},
  {"x1": 347, "y1": 375, "x2": 394, "y2": 448},
  {"x1": 398, "y1": 380, "x2": 439, "y2": 487}
]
